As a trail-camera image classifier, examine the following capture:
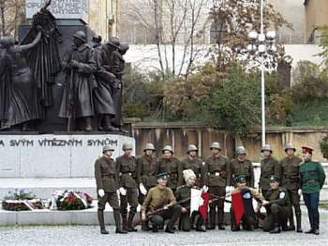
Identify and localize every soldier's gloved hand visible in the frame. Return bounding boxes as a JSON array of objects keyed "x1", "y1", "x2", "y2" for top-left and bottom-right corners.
[
  {"x1": 181, "y1": 207, "x2": 188, "y2": 213},
  {"x1": 98, "y1": 189, "x2": 105, "y2": 198},
  {"x1": 139, "y1": 183, "x2": 147, "y2": 195},
  {"x1": 298, "y1": 189, "x2": 302, "y2": 196},
  {"x1": 202, "y1": 185, "x2": 208, "y2": 193},
  {"x1": 119, "y1": 187, "x2": 127, "y2": 196}
]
